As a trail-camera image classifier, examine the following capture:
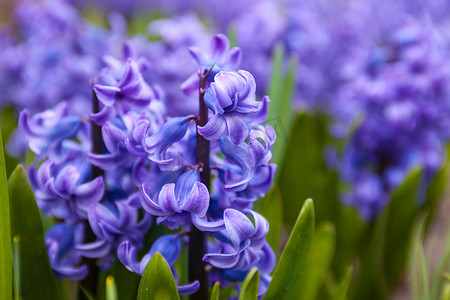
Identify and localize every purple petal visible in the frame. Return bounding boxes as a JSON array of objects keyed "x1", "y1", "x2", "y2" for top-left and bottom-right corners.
[
  {"x1": 253, "y1": 96, "x2": 270, "y2": 124},
  {"x1": 139, "y1": 184, "x2": 165, "y2": 216},
  {"x1": 191, "y1": 214, "x2": 225, "y2": 232},
  {"x1": 158, "y1": 183, "x2": 179, "y2": 213},
  {"x1": 117, "y1": 241, "x2": 141, "y2": 274},
  {"x1": 181, "y1": 73, "x2": 200, "y2": 96},
  {"x1": 90, "y1": 106, "x2": 117, "y2": 126},
  {"x1": 182, "y1": 182, "x2": 209, "y2": 217},
  {"x1": 226, "y1": 47, "x2": 242, "y2": 69},
  {"x1": 76, "y1": 239, "x2": 111, "y2": 258},
  {"x1": 198, "y1": 113, "x2": 227, "y2": 141},
  {"x1": 210, "y1": 34, "x2": 230, "y2": 64},
  {"x1": 189, "y1": 46, "x2": 208, "y2": 66},
  {"x1": 224, "y1": 209, "x2": 254, "y2": 249},
  {"x1": 94, "y1": 85, "x2": 120, "y2": 107},
  {"x1": 74, "y1": 177, "x2": 105, "y2": 203},
  {"x1": 225, "y1": 115, "x2": 249, "y2": 145},
  {"x1": 177, "y1": 281, "x2": 200, "y2": 296}
]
